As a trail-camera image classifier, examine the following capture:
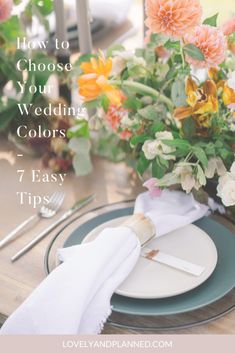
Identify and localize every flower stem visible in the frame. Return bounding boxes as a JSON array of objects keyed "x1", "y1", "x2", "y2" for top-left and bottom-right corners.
[
  {"x1": 110, "y1": 80, "x2": 174, "y2": 110},
  {"x1": 180, "y1": 45, "x2": 185, "y2": 70}
]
